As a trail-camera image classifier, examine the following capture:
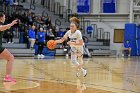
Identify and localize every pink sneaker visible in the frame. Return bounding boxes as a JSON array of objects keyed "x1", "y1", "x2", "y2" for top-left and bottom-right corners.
[{"x1": 3, "y1": 75, "x2": 16, "y2": 82}]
